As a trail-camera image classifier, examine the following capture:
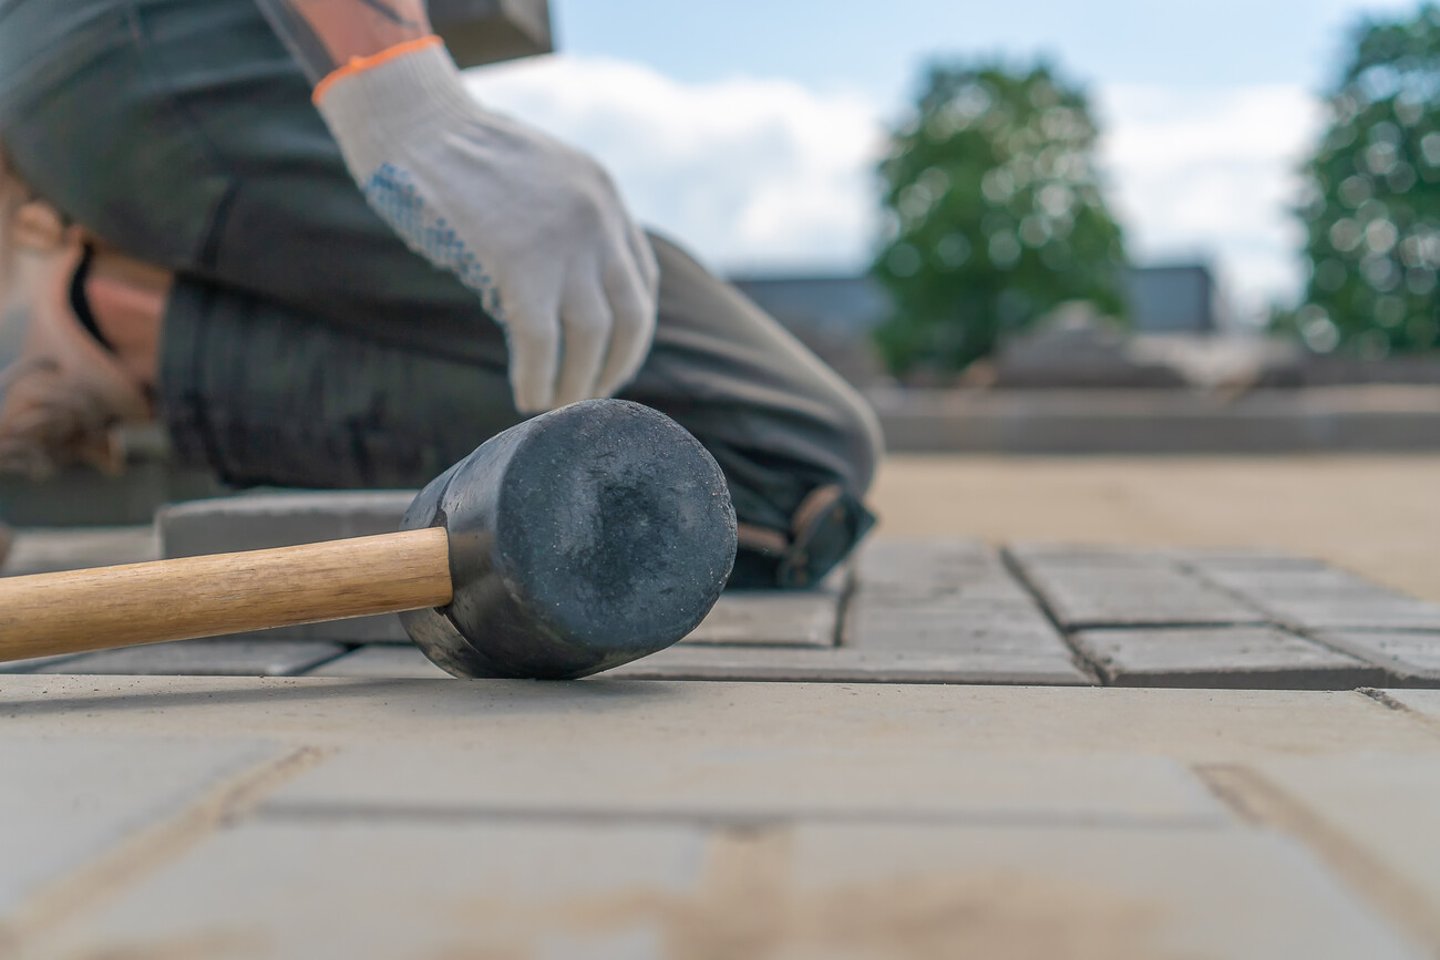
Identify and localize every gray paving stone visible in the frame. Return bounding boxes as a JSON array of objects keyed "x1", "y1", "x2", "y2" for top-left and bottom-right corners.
[
  {"x1": 158, "y1": 491, "x2": 415, "y2": 557},
  {"x1": 855, "y1": 539, "x2": 1031, "y2": 602},
  {"x1": 609, "y1": 643, "x2": 1089, "y2": 685},
  {"x1": 1318, "y1": 632, "x2": 1440, "y2": 684},
  {"x1": 160, "y1": 491, "x2": 417, "y2": 643},
  {"x1": 1009, "y1": 553, "x2": 1268, "y2": 628},
  {"x1": 34, "y1": 640, "x2": 347, "y2": 677},
  {"x1": 845, "y1": 596, "x2": 1063, "y2": 650},
  {"x1": 0, "y1": 738, "x2": 280, "y2": 917},
  {"x1": 1072, "y1": 627, "x2": 1386, "y2": 689},
  {"x1": 0, "y1": 653, "x2": 91, "y2": 674},
  {"x1": 306, "y1": 645, "x2": 450, "y2": 679},
  {"x1": 1, "y1": 526, "x2": 157, "y2": 576},
  {"x1": 682, "y1": 580, "x2": 843, "y2": 648},
  {"x1": 1194, "y1": 566, "x2": 1440, "y2": 632}
]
